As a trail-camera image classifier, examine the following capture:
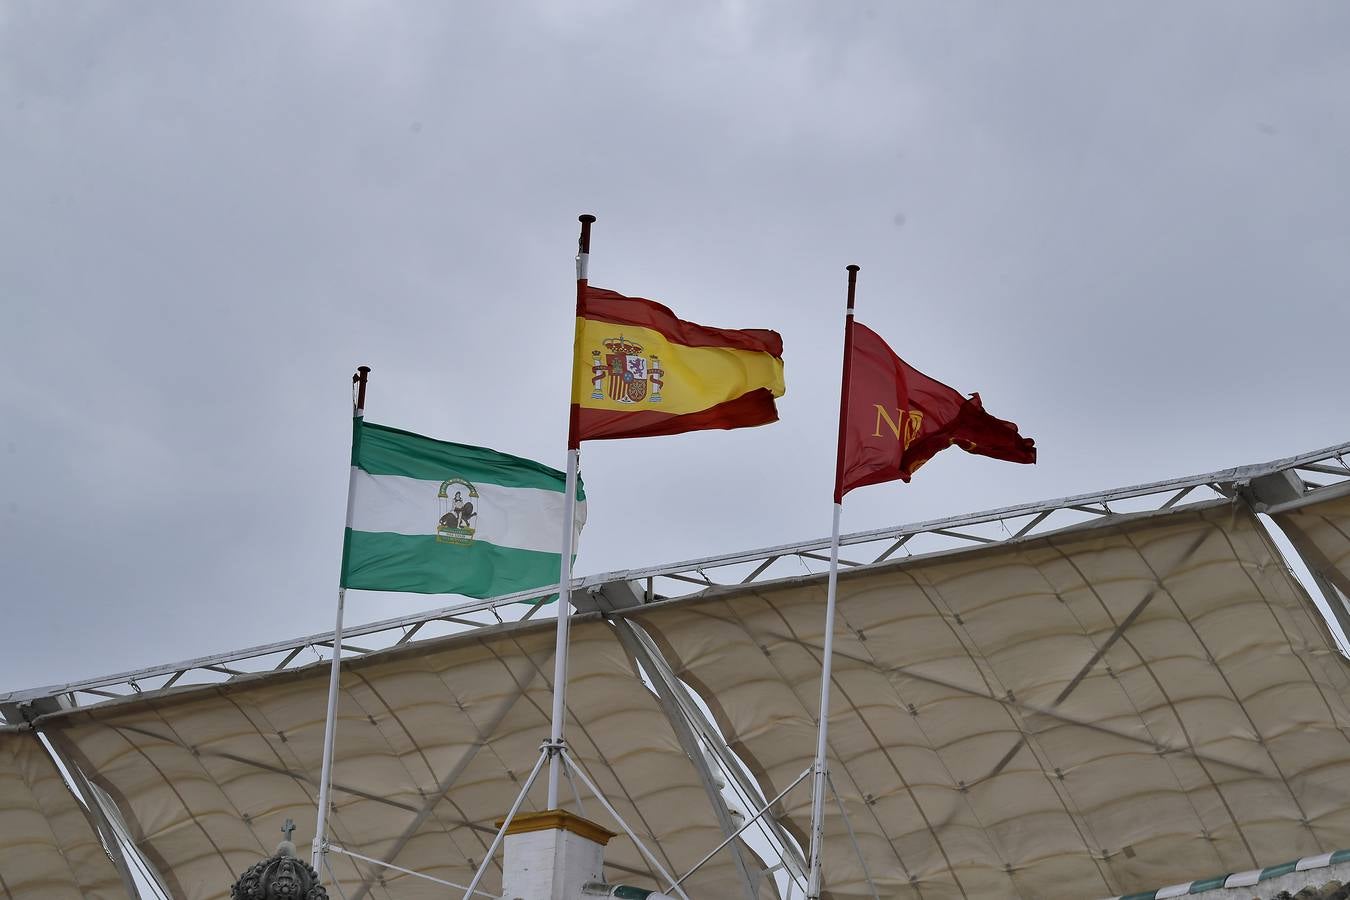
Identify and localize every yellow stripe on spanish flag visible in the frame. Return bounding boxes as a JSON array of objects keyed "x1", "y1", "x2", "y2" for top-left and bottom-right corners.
[{"x1": 570, "y1": 287, "x2": 785, "y2": 442}]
